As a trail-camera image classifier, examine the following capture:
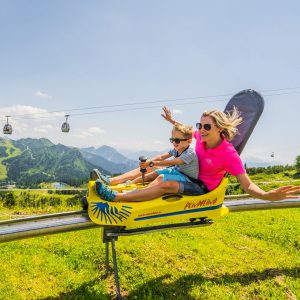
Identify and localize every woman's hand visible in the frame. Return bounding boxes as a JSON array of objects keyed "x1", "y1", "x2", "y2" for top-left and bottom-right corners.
[
  {"x1": 237, "y1": 173, "x2": 300, "y2": 201},
  {"x1": 264, "y1": 185, "x2": 300, "y2": 201}
]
